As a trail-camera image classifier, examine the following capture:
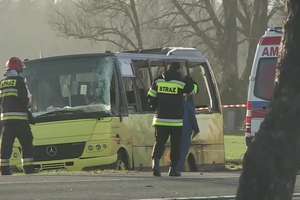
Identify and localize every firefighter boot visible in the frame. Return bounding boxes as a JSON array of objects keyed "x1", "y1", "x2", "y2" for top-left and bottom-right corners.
[
  {"x1": 152, "y1": 159, "x2": 161, "y2": 177},
  {"x1": 1, "y1": 166, "x2": 12, "y2": 176},
  {"x1": 168, "y1": 166, "x2": 181, "y2": 177}
]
